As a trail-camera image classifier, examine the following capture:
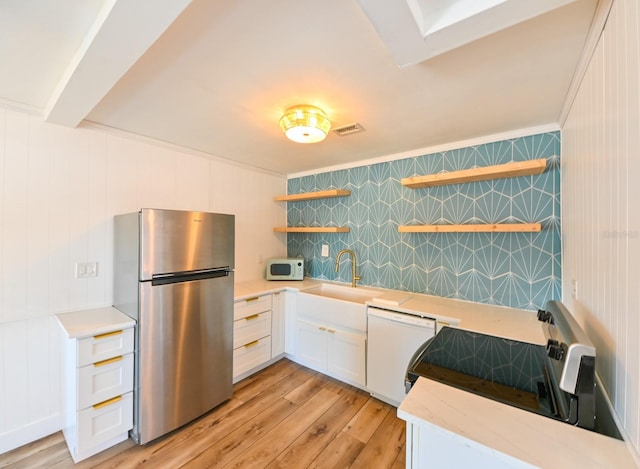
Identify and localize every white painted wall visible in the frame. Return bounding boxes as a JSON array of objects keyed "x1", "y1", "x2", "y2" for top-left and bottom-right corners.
[
  {"x1": 562, "y1": 0, "x2": 640, "y2": 457},
  {"x1": 0, "y1": 108, "x2": 287, "y2": 453}
]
